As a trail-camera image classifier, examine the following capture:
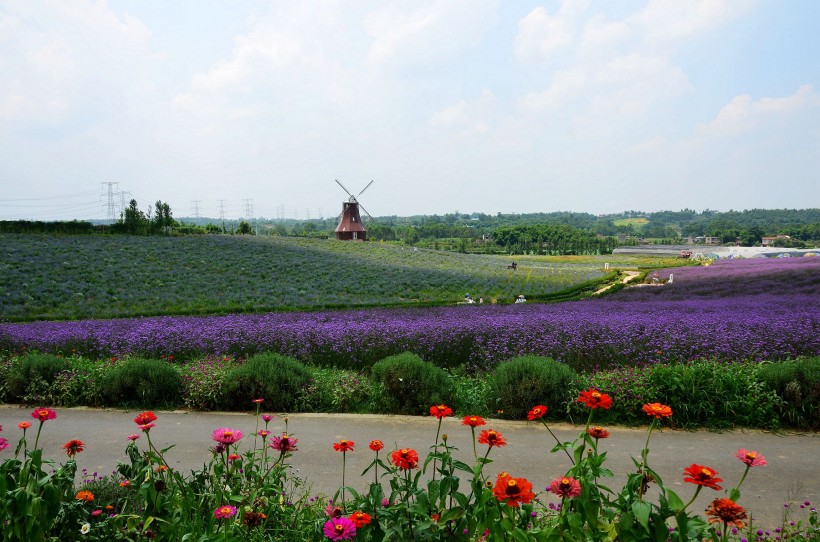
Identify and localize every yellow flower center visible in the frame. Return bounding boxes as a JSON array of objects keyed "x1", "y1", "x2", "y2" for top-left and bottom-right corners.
[
  {"x1": 703, "y1": 469, "x2": 712, "y2": 476},
  {"x1": 224, "y1": 431, "x2": 232, "y2": 438},
  {"x1": 335, "y1": 525, "x2": 344, "y2": 533},
  {"x1": 746, "y1": 452, "x2": 756, "y2": 460},
  {"x1": 592, "y1": 392, "x2": 601, "y2": 399}
]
